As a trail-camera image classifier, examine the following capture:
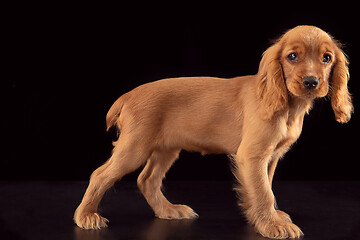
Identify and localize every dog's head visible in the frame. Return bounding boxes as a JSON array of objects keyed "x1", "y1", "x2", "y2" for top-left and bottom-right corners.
[{"x1": 257, "y1": 25, "x2": 353, "y2": 123}]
